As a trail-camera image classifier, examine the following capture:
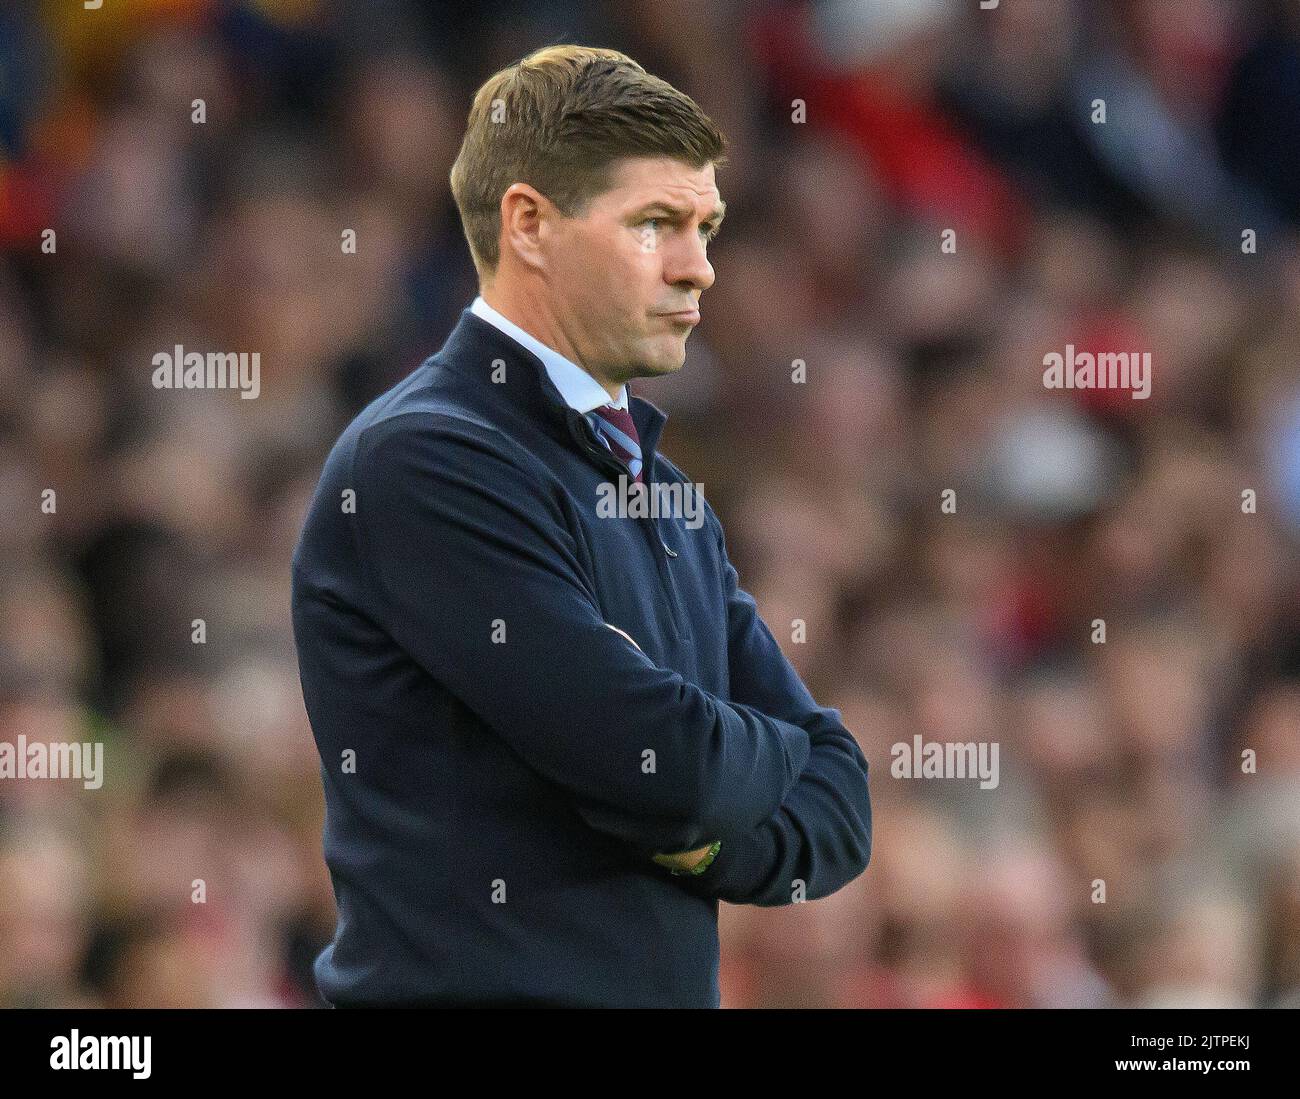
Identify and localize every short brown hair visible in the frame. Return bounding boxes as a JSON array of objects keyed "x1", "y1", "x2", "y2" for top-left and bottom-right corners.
[{"x1": 449, "y1": 45, "x2": 728, "y2": 277}]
